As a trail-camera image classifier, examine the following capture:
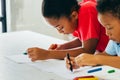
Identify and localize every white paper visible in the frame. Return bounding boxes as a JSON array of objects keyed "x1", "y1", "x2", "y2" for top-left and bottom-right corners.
[
  {"x1": 28, "y1": 59, "x2": 93, "y2": 79},
  {"x1": 5, "y1": 54, "x2": 32, "y2": 63},
  {"x1": 28, "y1": 60, "x2": 120, "y2": 80},
  {"x1": 5, "y1": 54, "x2": 120, "y2": 80}
]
